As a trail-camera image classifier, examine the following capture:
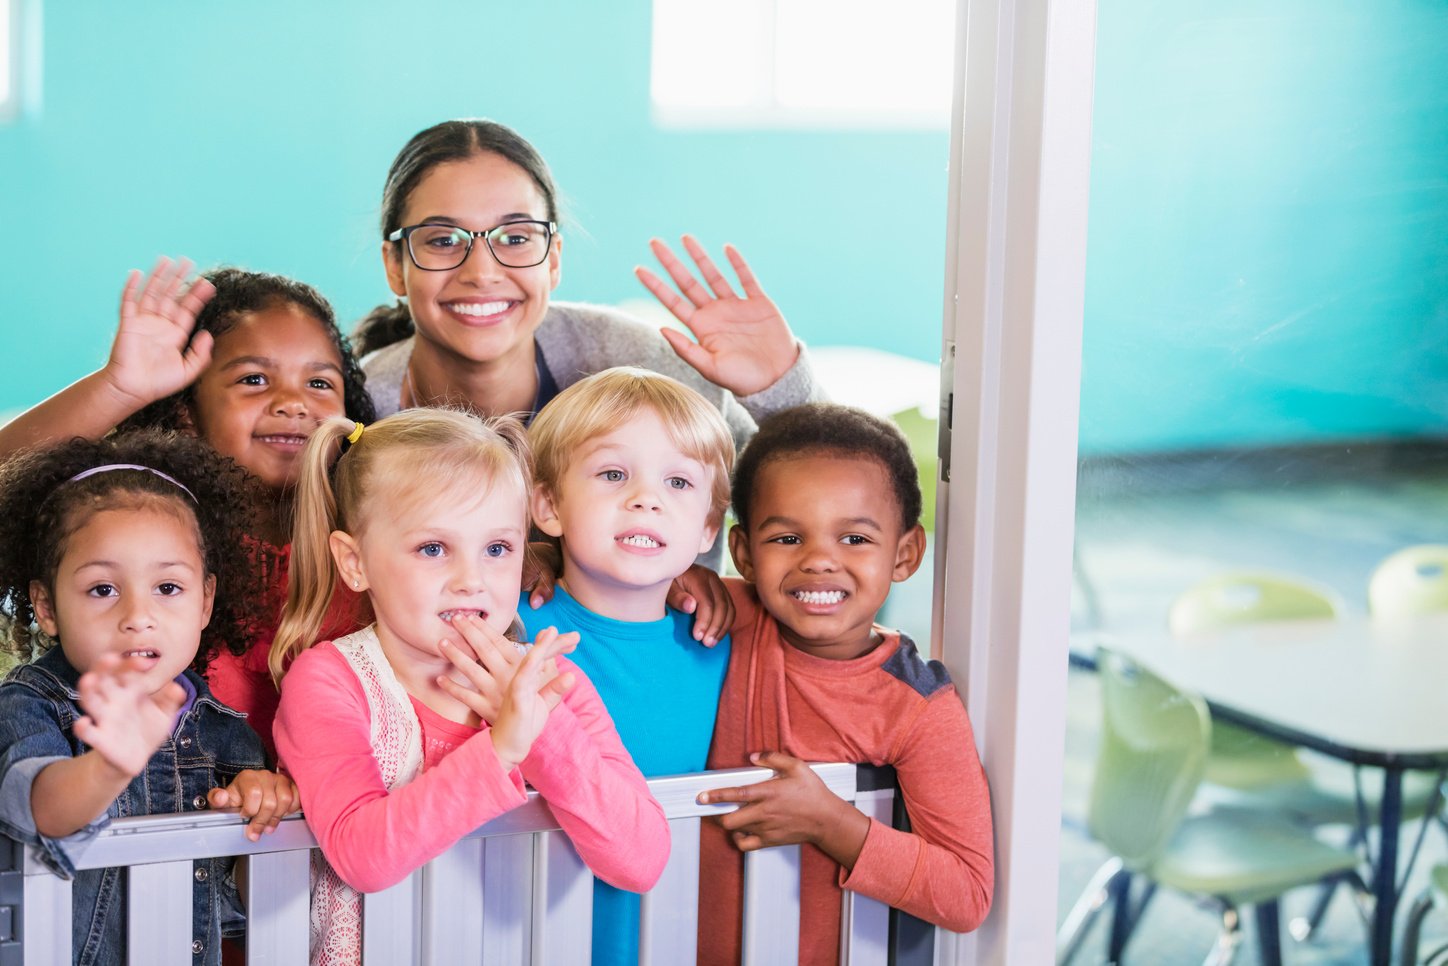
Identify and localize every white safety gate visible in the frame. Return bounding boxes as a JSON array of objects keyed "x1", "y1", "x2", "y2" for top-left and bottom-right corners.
[{"x1": 17, "y1": 763, "x2": 925, "y2": 965}]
